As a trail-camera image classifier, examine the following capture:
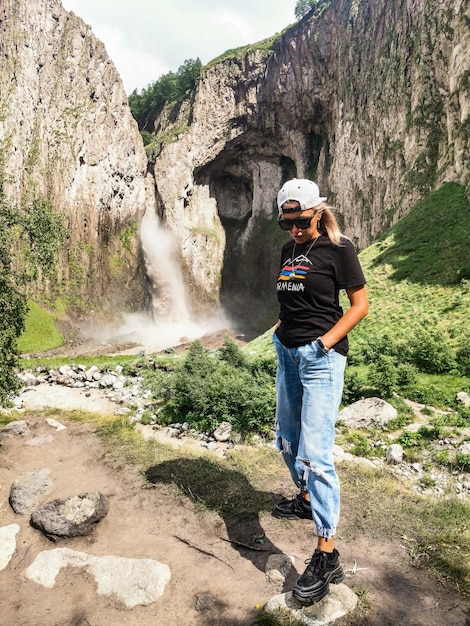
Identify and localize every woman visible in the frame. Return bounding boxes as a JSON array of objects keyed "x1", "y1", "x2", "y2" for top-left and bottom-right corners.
[{"x1": 273, "y1": 178, "x2": 368, "y2": 604}]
